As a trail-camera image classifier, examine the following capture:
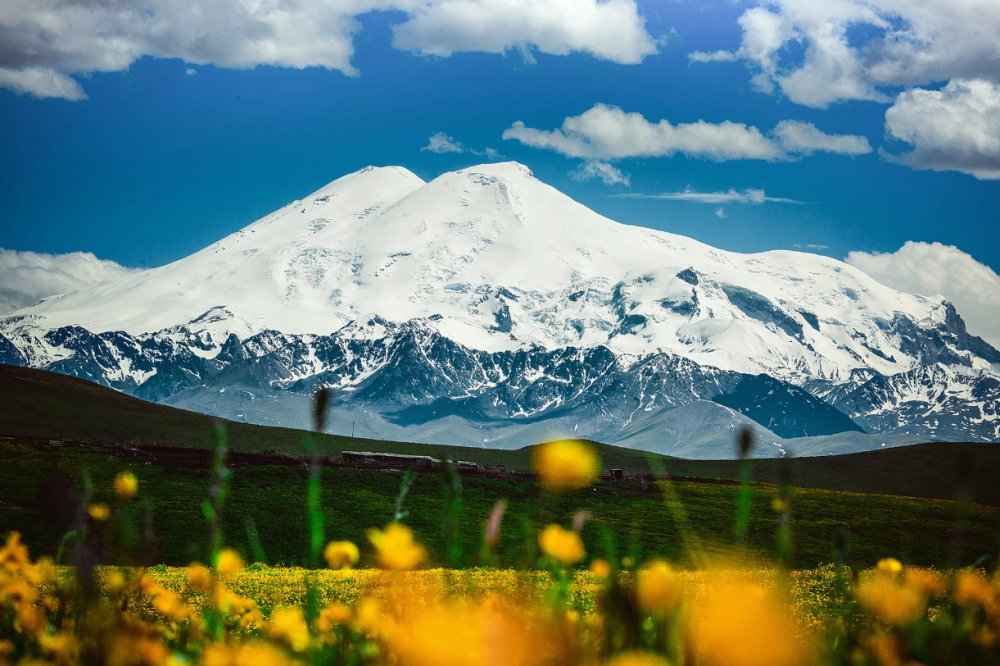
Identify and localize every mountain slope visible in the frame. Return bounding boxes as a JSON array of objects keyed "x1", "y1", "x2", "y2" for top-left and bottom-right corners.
[{"x1": 2, "y1": 163, "x2": 998, "y2": 453}]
